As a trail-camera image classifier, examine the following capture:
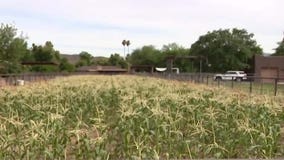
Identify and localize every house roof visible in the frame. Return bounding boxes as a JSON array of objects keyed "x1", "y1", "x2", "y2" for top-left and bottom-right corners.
[
  {"x1": 76, "y1": 65, "x2": 127, "y2": 72},
  {"x1": 21, "y1": 62, "x2": 59, "y2": 65}
]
